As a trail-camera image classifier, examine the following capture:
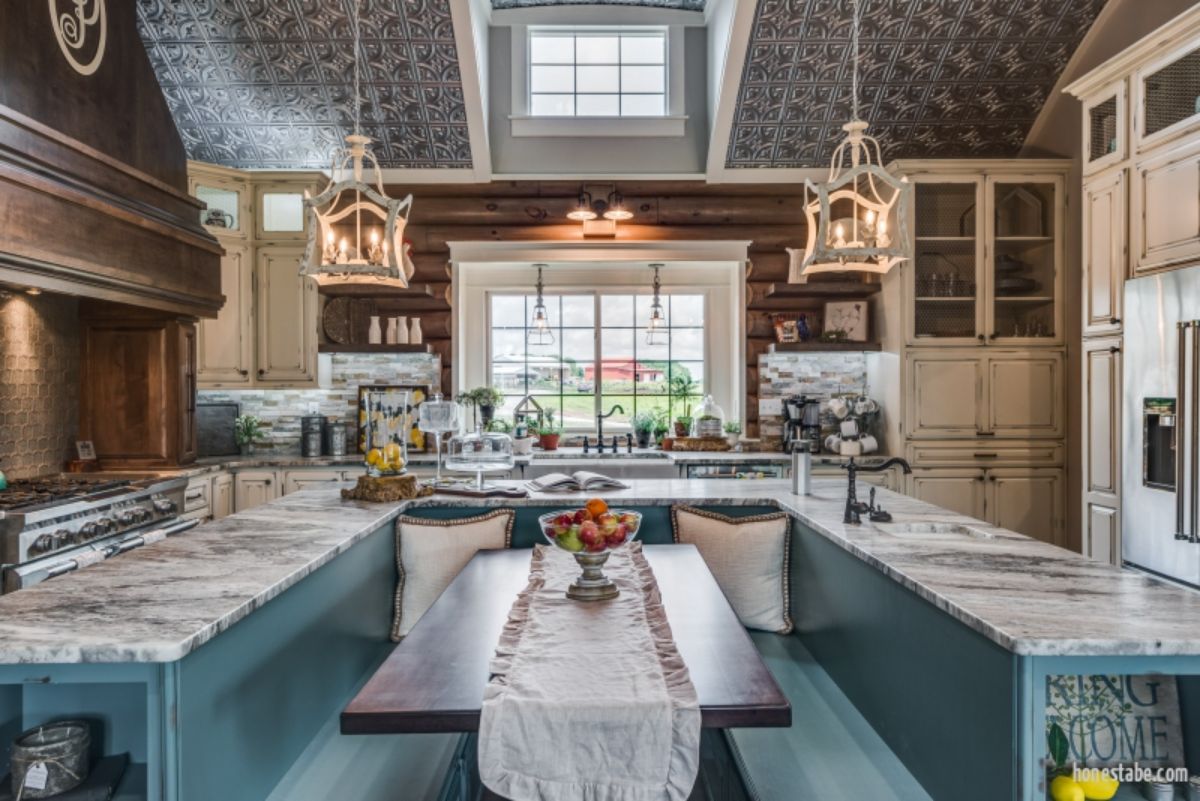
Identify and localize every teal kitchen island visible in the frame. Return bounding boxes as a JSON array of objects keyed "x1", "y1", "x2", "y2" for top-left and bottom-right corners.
[{"x1": 2, "y1": 480, "x2": 1200, "y2": 801}]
